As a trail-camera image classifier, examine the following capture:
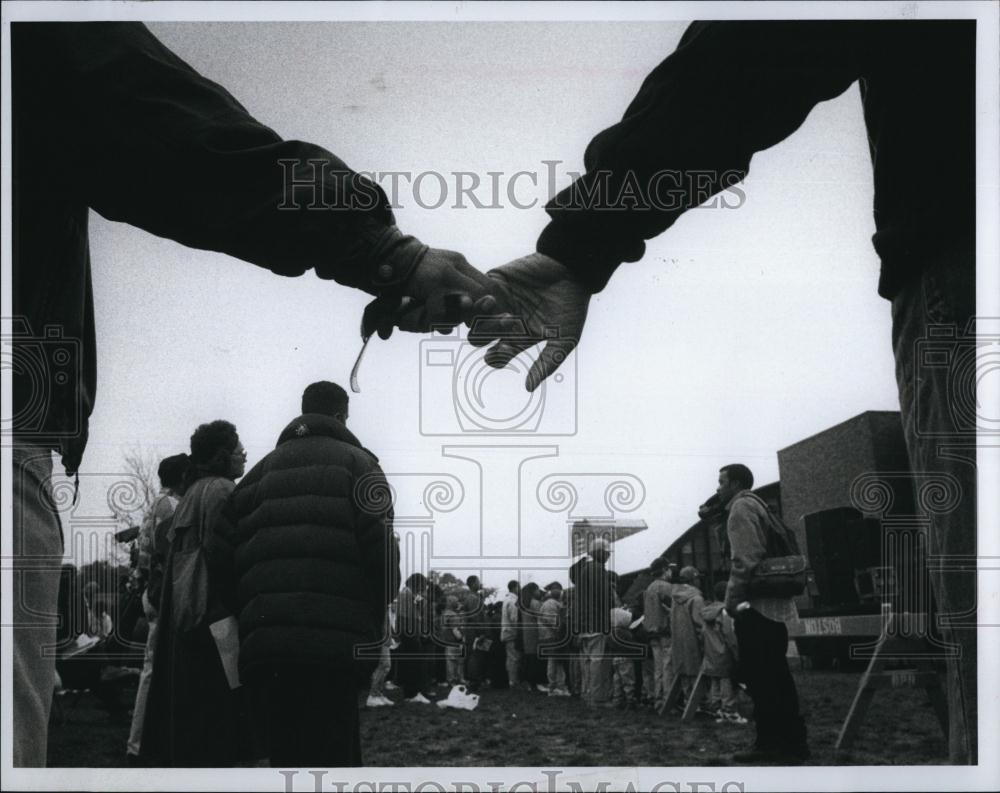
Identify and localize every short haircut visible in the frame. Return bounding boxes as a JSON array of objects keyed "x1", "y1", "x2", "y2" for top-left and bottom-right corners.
[
  {"x1": 720, "y1": 463, "x2": 754, "y2": 491},
  {"x1": 406, "y1": 573, "x2": 426, "y2": 590},
  {"x1": 507, "y1": 579, "x2": 520, "y2": 593},
  {"x1": 466, "y1": 575, "x2": 480, "y2": 588},
  {"x1": 189, "y1": 420, "x2": 239, "y2": 465},
  {"x1": 679, "y1": 565, "x2": 700, "y2": 583},
  {"x1": 302, "y1": 381, "x2": 349, "y2": 417},
  {"x1": 649, "y1": 556, "x2": 668, "y2": 574},
  {"x1": 157, "y1": 454, "x2": 190, "y2": 490}
]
